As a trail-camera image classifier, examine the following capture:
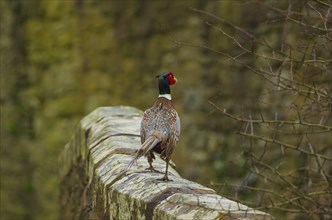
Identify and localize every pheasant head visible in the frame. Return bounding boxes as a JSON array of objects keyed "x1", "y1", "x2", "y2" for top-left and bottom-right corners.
[{"x1": 157, "y1": 72, "x2": 177, "y2": 100}]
